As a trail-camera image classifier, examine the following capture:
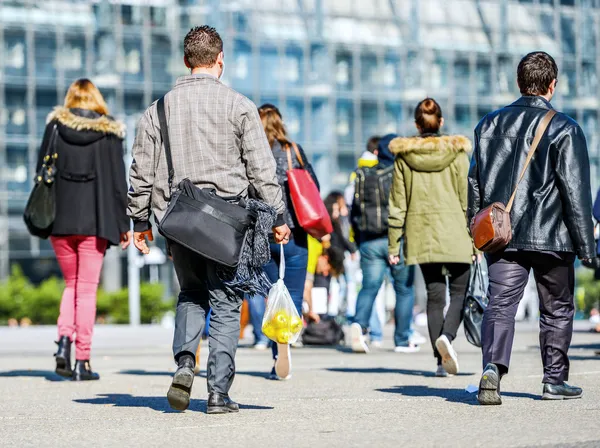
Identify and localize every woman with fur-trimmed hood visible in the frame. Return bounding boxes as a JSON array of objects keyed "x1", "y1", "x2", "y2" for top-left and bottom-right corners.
[
  {"x1": 387, "y1": 98, "x2": 474, "y2": 378},
  {"x1": 38, "y1": 79, "x2": 130, "y2": 381}
]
